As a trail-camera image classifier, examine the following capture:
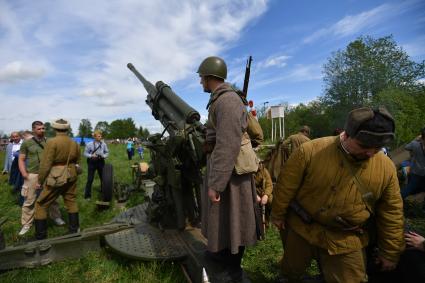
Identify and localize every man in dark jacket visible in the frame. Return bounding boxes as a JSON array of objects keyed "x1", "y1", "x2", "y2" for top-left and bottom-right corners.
[{"x1": 401, "y1": 127, "x2": 425, "y2": 199}]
